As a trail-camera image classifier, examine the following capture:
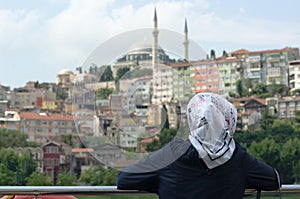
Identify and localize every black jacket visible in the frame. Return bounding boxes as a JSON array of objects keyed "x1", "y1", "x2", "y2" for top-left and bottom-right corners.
[{"x1": 117, "y1": 139, "x2": 281, "y2": 199}]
